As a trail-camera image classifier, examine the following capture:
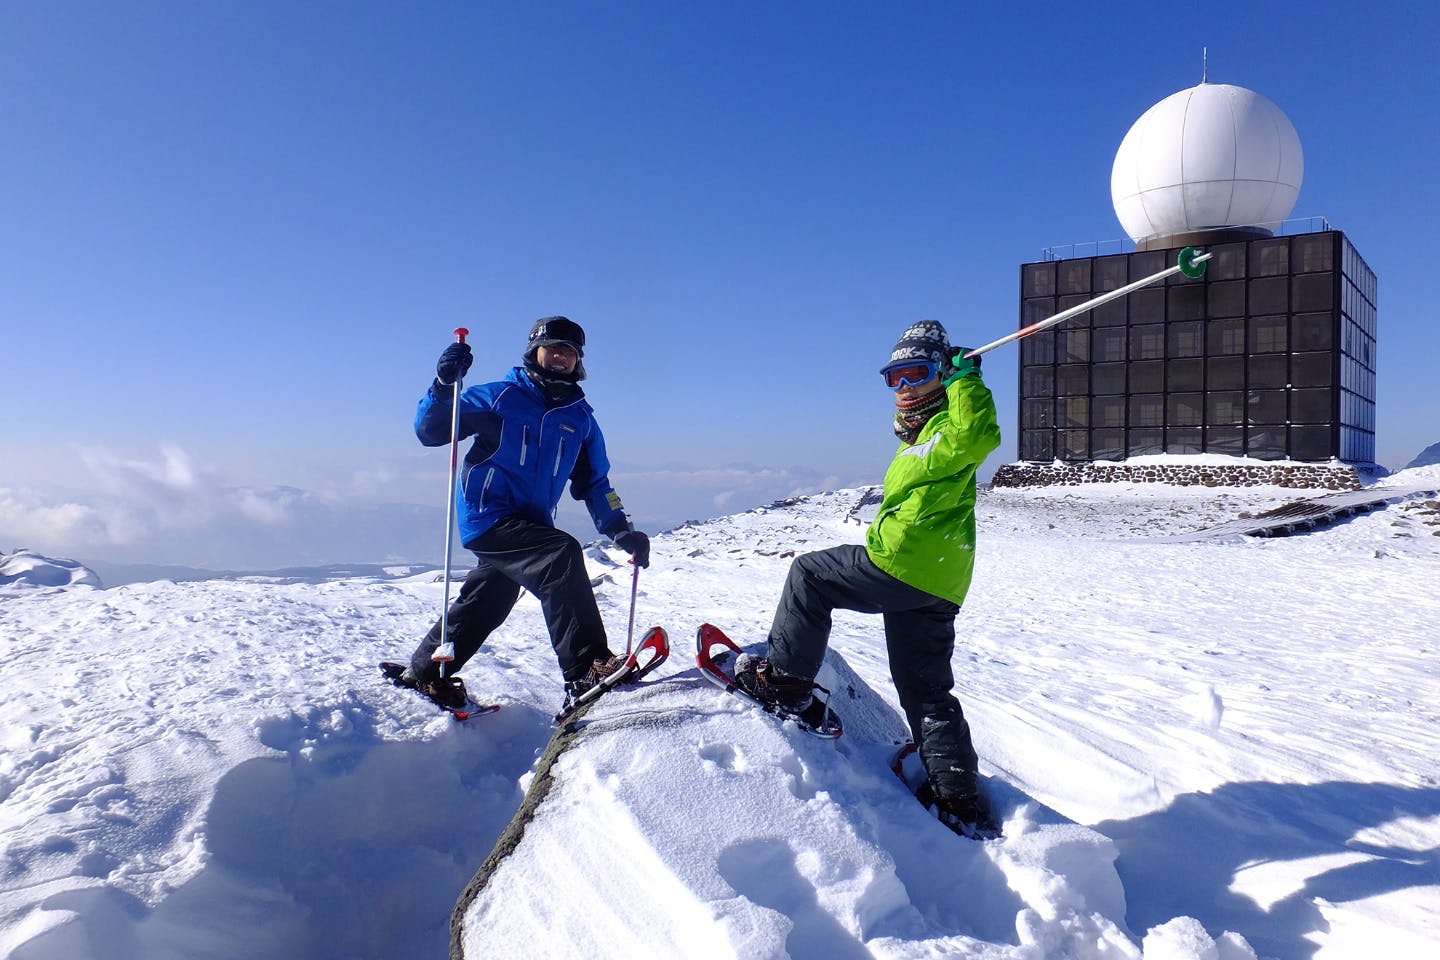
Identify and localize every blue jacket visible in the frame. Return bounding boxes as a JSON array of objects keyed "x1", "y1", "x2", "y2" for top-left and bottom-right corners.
[{"x1": 415, "y1": 366, "x2": 629, "y2": 547}]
